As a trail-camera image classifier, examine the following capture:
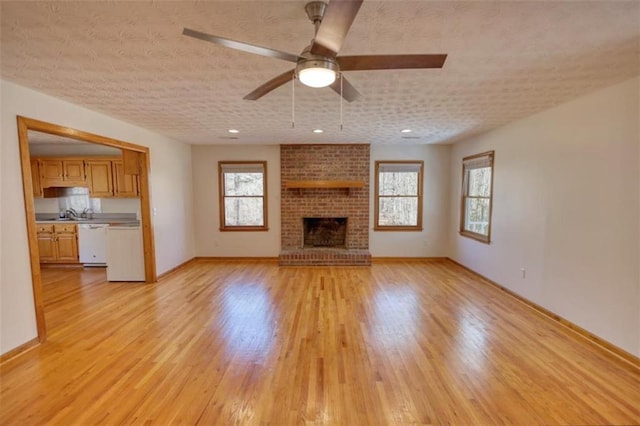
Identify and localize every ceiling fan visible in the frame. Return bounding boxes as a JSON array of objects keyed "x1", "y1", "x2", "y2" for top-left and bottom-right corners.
[{"x1": 182, "y1": 0, "x2": 447, "y2": 102}]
